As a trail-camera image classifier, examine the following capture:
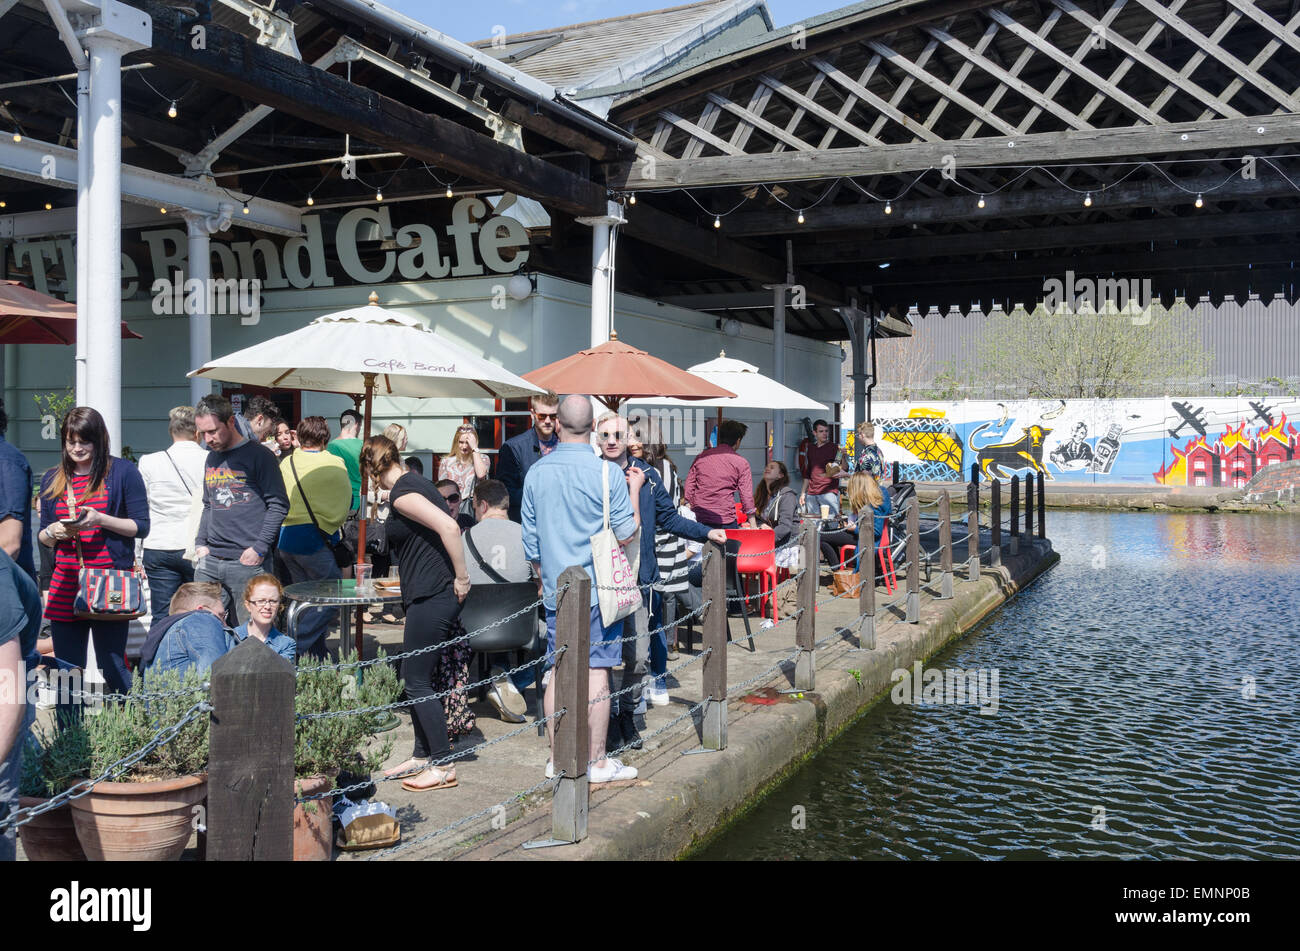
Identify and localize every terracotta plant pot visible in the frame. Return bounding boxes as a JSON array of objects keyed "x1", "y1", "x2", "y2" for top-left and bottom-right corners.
[
  {"x1": 17, "y1": 796, "x2": 87, "y2": 862},
  {"x1": 70, "y1": 774, "x2": 207, "y2": 861},
  {"x1": 293, "y1": 774, "x2": 335, "y2": 861}
]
